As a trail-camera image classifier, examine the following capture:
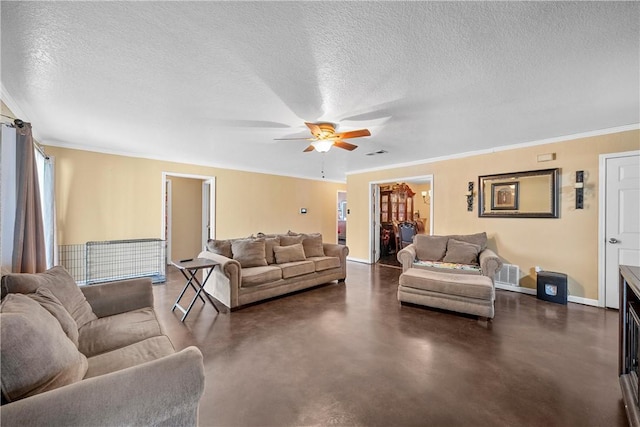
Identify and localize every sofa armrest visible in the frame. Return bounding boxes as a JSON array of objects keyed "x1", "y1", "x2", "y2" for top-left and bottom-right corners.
[
  {"x1": 0, "y1": 346, "x2": 205, "y2": 427},
  {"x1": 397, "y1": 245, "x2": 417, "y2": 272},
  {"x1": 323, "y1": 243, "x2": 349, "y2": 260},
  {"x1": 323, "y1": 243, "x2": 349, "y2": 281},
  {"x1": 197, "y1": 250, "x2": 241, "y2": 308},
  {"x1": 479, "y1": 249, "x2": 503, "y2": 281},
  {"x1": 81, "y1": 277, "x2": 153, "y2": 318}
]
